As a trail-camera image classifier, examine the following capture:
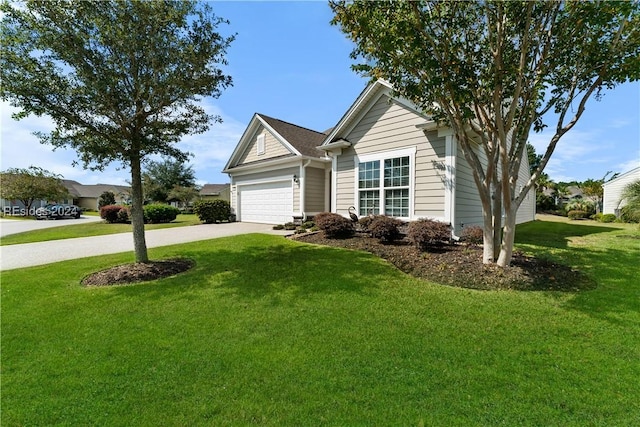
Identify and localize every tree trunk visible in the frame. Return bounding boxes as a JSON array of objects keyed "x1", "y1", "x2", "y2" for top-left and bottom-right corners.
[
  {"x1": 481, "y1": 207, "x2": 495, "y2": 264},
  {"x1": 497, "y1": 207, "x2": 518, "y2": 267},
  {"x1": 130, "y1": 155, "x2": 149, "y2": 263},
  {"x1": 492, "y1": 184, "x2": 502, "y2": 261}
]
